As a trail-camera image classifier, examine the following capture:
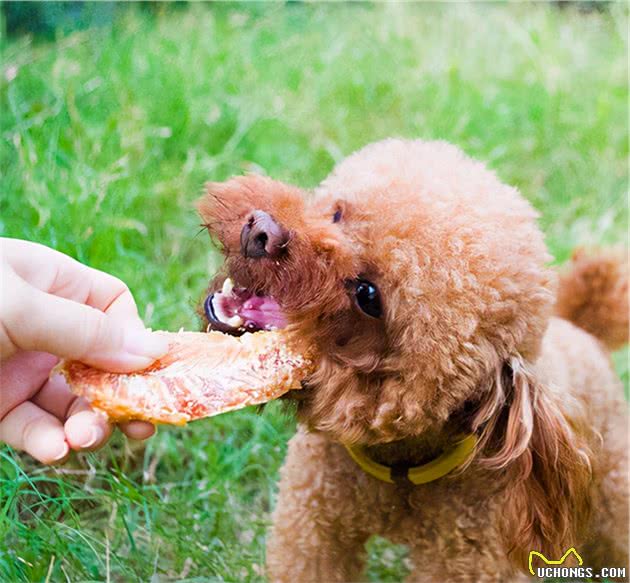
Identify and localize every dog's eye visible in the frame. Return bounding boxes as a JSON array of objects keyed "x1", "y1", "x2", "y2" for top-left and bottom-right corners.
[
  {"x1": 332, "y1": 209, "x2": 342, "y2": 223},
  {"x1": 353, "y1": 279, "x2": 382, "y2": 318}
]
